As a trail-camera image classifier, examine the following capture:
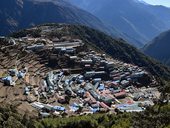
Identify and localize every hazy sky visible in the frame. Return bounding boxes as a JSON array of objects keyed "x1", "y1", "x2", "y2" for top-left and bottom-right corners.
[{"x1": 142, "y1": 0, "x2": 170, "y2": 7}]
